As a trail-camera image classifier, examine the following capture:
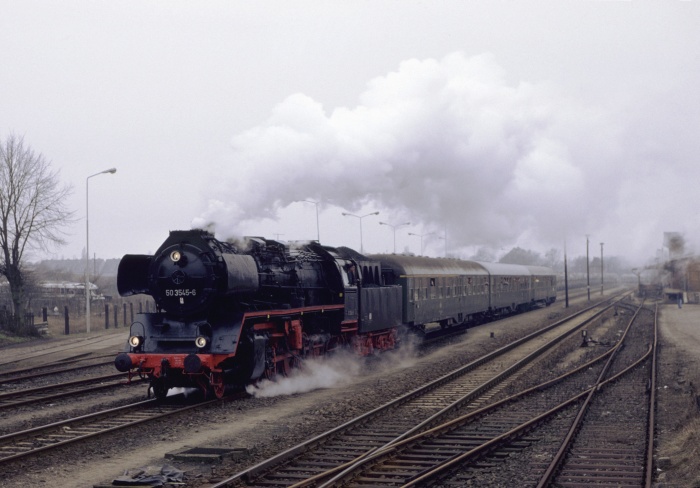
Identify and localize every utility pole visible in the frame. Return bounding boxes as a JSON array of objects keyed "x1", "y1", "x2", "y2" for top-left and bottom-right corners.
[
  {"x1": 586, "y1": 235, "x2": 590, "y2": 301},
  {"x1": 564, "y1": 240, "x2": 569, "y2": 308},
  {"x1": 600, "y1": 242, "x2": 604, "y2": 296}
]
